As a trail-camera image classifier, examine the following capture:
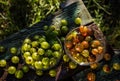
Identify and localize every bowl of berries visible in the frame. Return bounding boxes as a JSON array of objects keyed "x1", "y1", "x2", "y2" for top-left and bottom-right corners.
[
  {"x1": 64, "y1": 25, "x2": 106, "y2": 66},
  {"x1": 21, "y1": 31, "x2": 63, "y2": 71}
]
